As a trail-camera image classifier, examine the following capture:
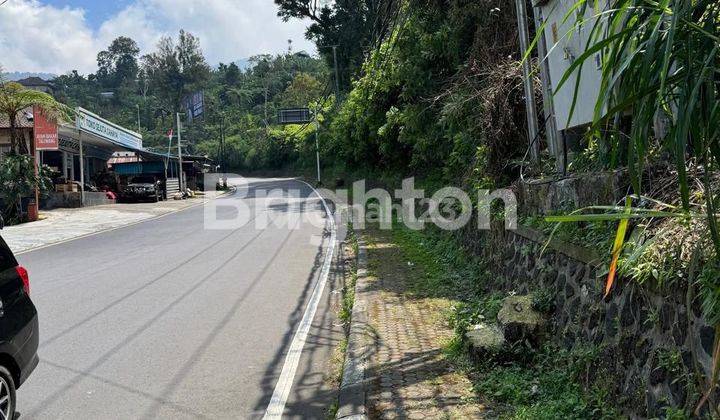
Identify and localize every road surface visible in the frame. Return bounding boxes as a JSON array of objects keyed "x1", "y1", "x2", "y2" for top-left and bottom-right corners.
[{"x1": 13, "y1": 178, "x2": 345, "y2": 419}]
